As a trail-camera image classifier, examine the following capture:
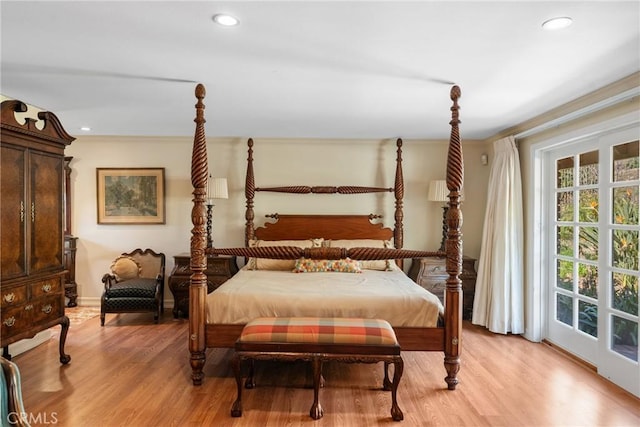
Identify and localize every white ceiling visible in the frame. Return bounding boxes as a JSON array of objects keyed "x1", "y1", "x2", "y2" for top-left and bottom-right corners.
[{"x1": 1, "y1": 1, "x2": 639, "y2": 140}]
